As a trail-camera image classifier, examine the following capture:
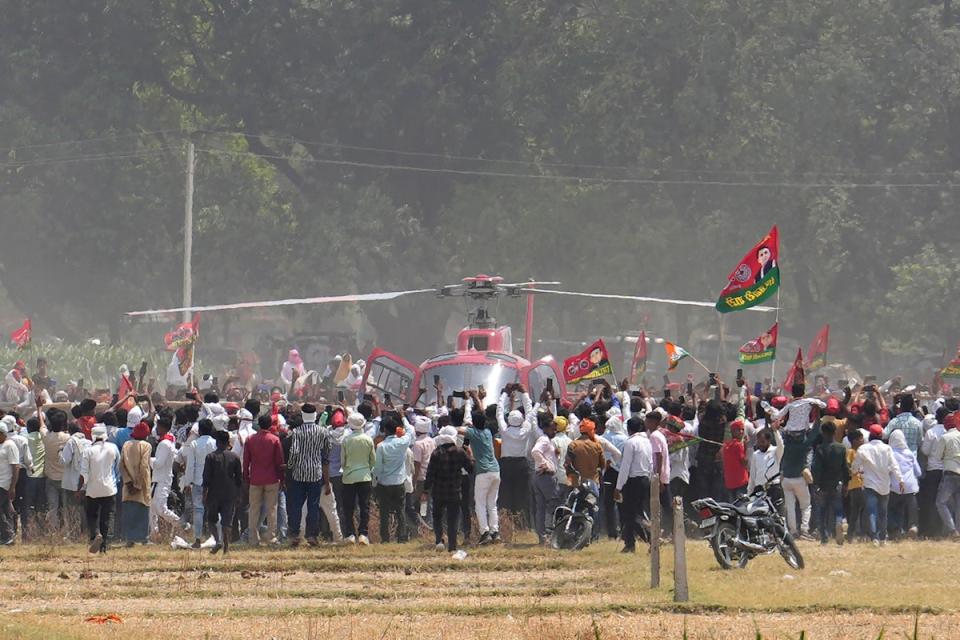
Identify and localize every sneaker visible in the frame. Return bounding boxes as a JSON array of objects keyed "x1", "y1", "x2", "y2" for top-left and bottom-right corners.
[
  {"x1": 477, "y1": 531, "x2": 492, "y2": 546},
  {"x1": 435, "y1": 543, "x2": 446, "y2": 551},
  {"x1": 907, "y1": 526, "x2": 919, "y2": 539},
  {"x1": 0, "y1": 538, "x2": 13, "y2": 546},
  {"x1": 210, "y1": 543, "x2": 222, "y2": 555},
  {"x1": 289, "y1": 537, "x2": 301, "y2": 548},
  {"x1": 358, "y1": 535, "x2": 370, "y2": 546},
  {"x1": 345, "y1": 535, "x2": 357, "y2": 545},
  {"x1": 306, "y1": 537, "x2": 319, "y2": 547},
  {"x1": 872, "y1": 539, "x2": 881, "y2": 547},
  {"x1": 620, "y1": 546, "x2": 636, "y2": 554},
  {"x1": 191, "y1": 539, "x2": 202, "y2": 549},
  {"x1": 490, "y1": 531, "x2": 501, "y2": 544},
  {"x1": 88, "y1": 534, "x2": 103, "y2": 554}
]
